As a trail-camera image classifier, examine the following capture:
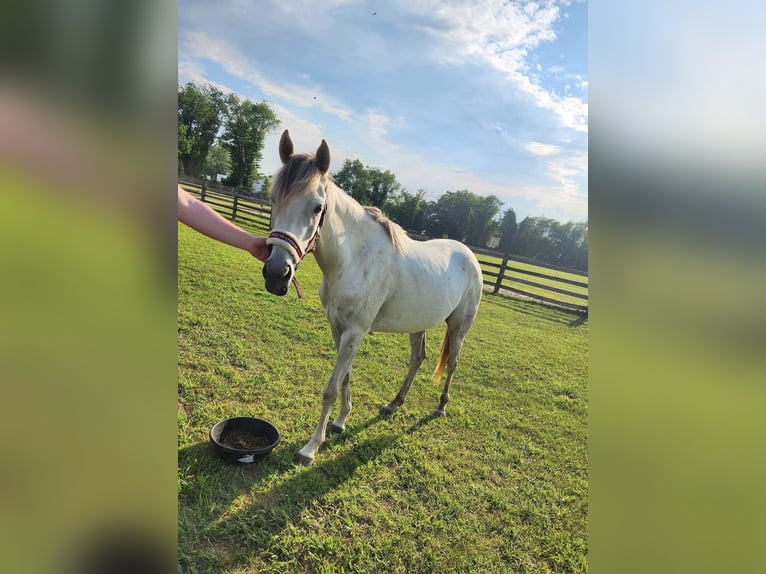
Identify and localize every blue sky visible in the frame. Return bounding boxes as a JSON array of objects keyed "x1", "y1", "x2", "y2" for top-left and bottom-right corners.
[{"x1": 179, "y1": 0, "x2": 587, "y2": 223}]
